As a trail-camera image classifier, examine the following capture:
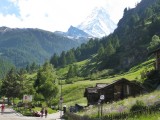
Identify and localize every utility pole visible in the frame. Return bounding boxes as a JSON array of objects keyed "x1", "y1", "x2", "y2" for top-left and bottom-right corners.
[
  {"x1": 60, "y1": 80, "x2": 63, "y2": 118},
  {"x1": 99, "y1": 95, "x2": 105, "y2": 118}
]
